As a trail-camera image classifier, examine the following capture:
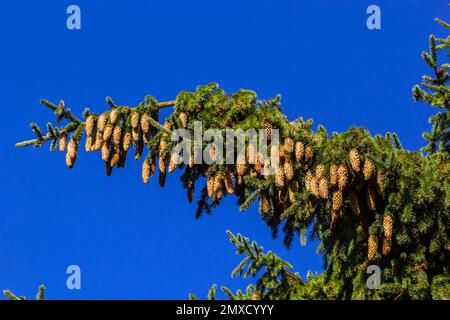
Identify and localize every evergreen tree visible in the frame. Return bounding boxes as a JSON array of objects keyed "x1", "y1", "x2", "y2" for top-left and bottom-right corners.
[{"x1": 7, "y1": 16, "x2": 450, "y2": 300}]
